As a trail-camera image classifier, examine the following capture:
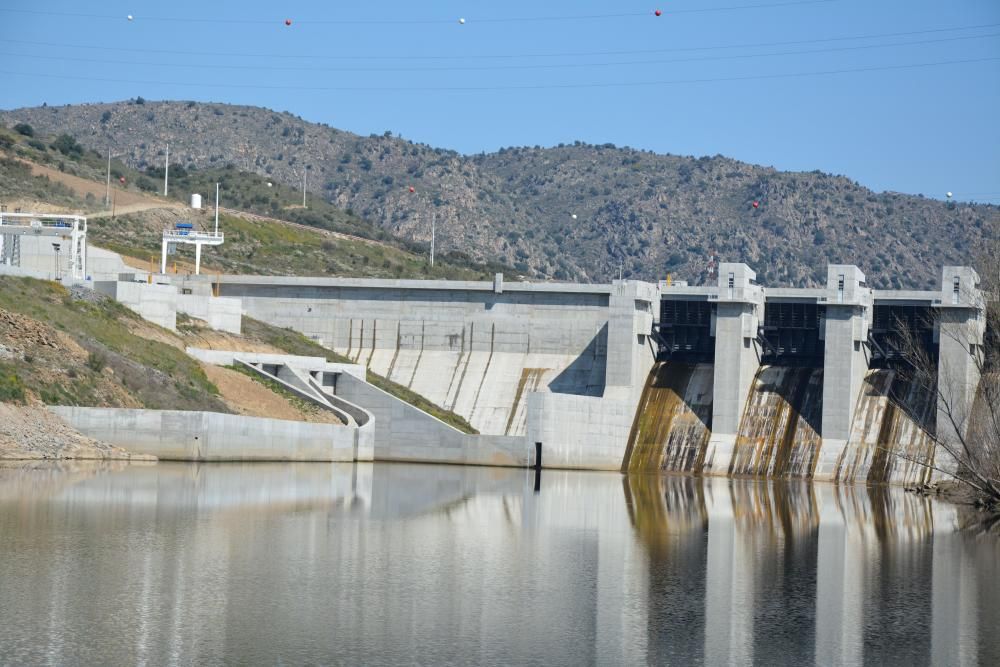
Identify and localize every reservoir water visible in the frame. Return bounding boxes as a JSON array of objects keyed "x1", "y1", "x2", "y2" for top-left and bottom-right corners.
[{"x1": 0, "y1": 461, "x2": 997, "y2": 666}]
